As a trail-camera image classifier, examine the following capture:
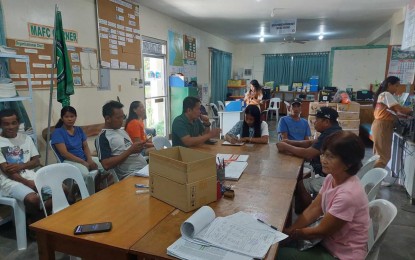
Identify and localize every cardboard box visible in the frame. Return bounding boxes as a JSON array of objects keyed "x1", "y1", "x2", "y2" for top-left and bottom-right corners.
[
  {"x1": 150, "y1": 174, "x2": 217, "y2": 212},
  {"x1": 149, "y1": 147, "x2": 217, "y2": 212},
  {"x1": 149, "y1": 146, "x2": 216, "y2": 183},
  {"x1": 309, "y1": 102, "x2": 337, "y2": 115},
  {"x1": 338, "y1": 119, "x2": 360, "y2": 129},
  {"x1": 338, "y1": 111, "x2": 360, "y2": 120},
  {"x1": 337, "y1": 102, "x2": 360, "y2": 113}
]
